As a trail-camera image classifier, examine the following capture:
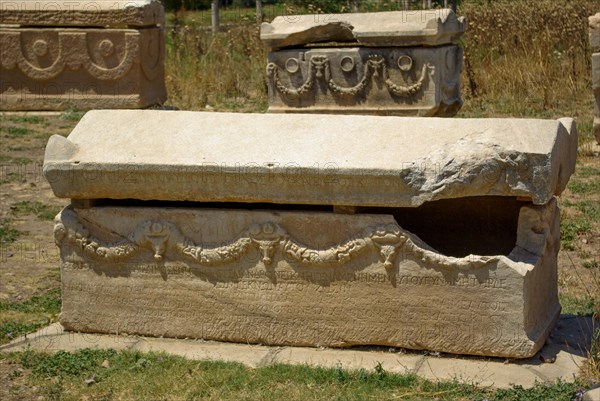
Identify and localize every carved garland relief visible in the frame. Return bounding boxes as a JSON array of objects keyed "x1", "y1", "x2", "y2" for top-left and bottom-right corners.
[
  {"x1": 267, "y1": 54, "x2": 435, "y2": 99},
  {"x1": 0, "y1": 30, "x2": 162, "y2": 81},
  {"x1": 54, "y1": 208, "x2": 525, "y2": 271}
]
